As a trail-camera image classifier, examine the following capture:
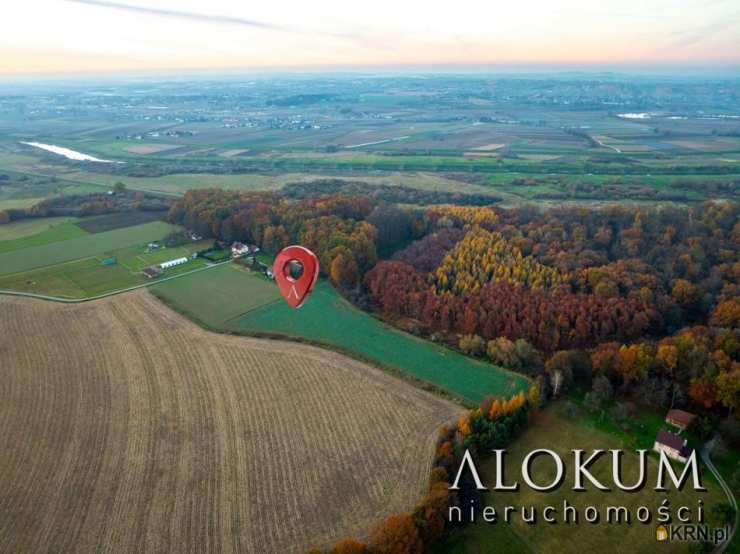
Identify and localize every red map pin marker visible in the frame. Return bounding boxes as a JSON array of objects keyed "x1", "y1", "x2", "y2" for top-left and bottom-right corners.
[{"x1": 273, "y1": 245, "x2": 320, "y2": 308}]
